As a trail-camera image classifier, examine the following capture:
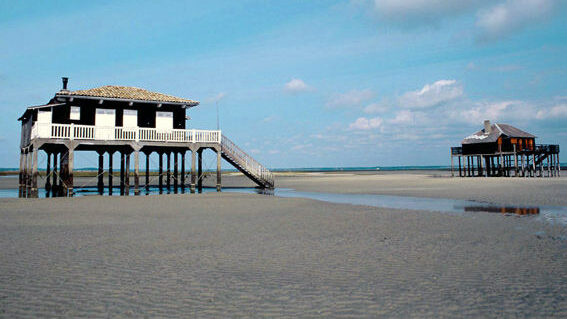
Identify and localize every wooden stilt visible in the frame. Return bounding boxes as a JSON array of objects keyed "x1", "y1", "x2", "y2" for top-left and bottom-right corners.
[
  {"x1": 67, "y1": 147, "x2": 74, "y2": 197},
  {"x1": 166, "y1": 152, "x2": 171, "y2": 190},
  {"x1": 181, "y1": 152, "x2": 186, "y2": 190},
  {"x1": 173, "y1": 151, "x2": 178, "y2": 193},
  {"x1": 449, "y1": 149, "x2": 455, "y2": 177},
  {"x1": 59, "y1": 151, "x2": 65, "y2": 197},
  {"x1": 458, "y1": 156, "x2": 462, "y2": 177},
  {"x1": 532, "y1": 153, "x2": 536, "y2": 177},
  {"x1": 125, "y1": 153, "x2": 130, "y2": 196},
  {"x1": 31, "y1": 147, "x2": 38, "y2": 198},
  {"x1": 134, "y1": 150, "x2": 140, "y2": 195},
  {"x1": 18, "y1": 149, "x2": 24, "y2": 197},
  {"x1": 60, "y1": 148, "x2": 68, "y2": 196},
  {"x1": 120, "y1": 152, "x2": 125, "y2": 195},
  {"x1": 216, "y1": 148, "x2": 221, "y2": 191},
  {"x1": 520, "y1": 154, "x2": 526, "y2": 177},
  {"x1": 190, "y1": 150, "x2": 196, "y2": 193},
  {"x1": 23, "y1": 150, "x2": 28, "y2": 197},
  {"x1": 197, "y1": 149, "x2": 203, "y2": 191},
  {"x1": 98, "y1": 152, "x2": 104, "y2": 194},
  {"x1": 145, "y1": 152, "x2": 150, "y2": 192},
  {"x1": 158, "y1": 152, "x2": 164, "y2": 192},
  {"x1": 547, "y1": 155, "x2": 550, "y2": 177},
  {"x1": 26, "y1": 150, "x2": 32, "y2": 197},
  {"x1": 52, "y1": 152, "x2": 58, "y2": 197},
  {"x1": 108, "y1": 151, "x2": 114, "y2": 196},
  {"x1": 513, "y1": 145, "x2": 518, "y2": 177},
  {"x1": 45, "y1": 152, "x2": 52, "y2": 194}
]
